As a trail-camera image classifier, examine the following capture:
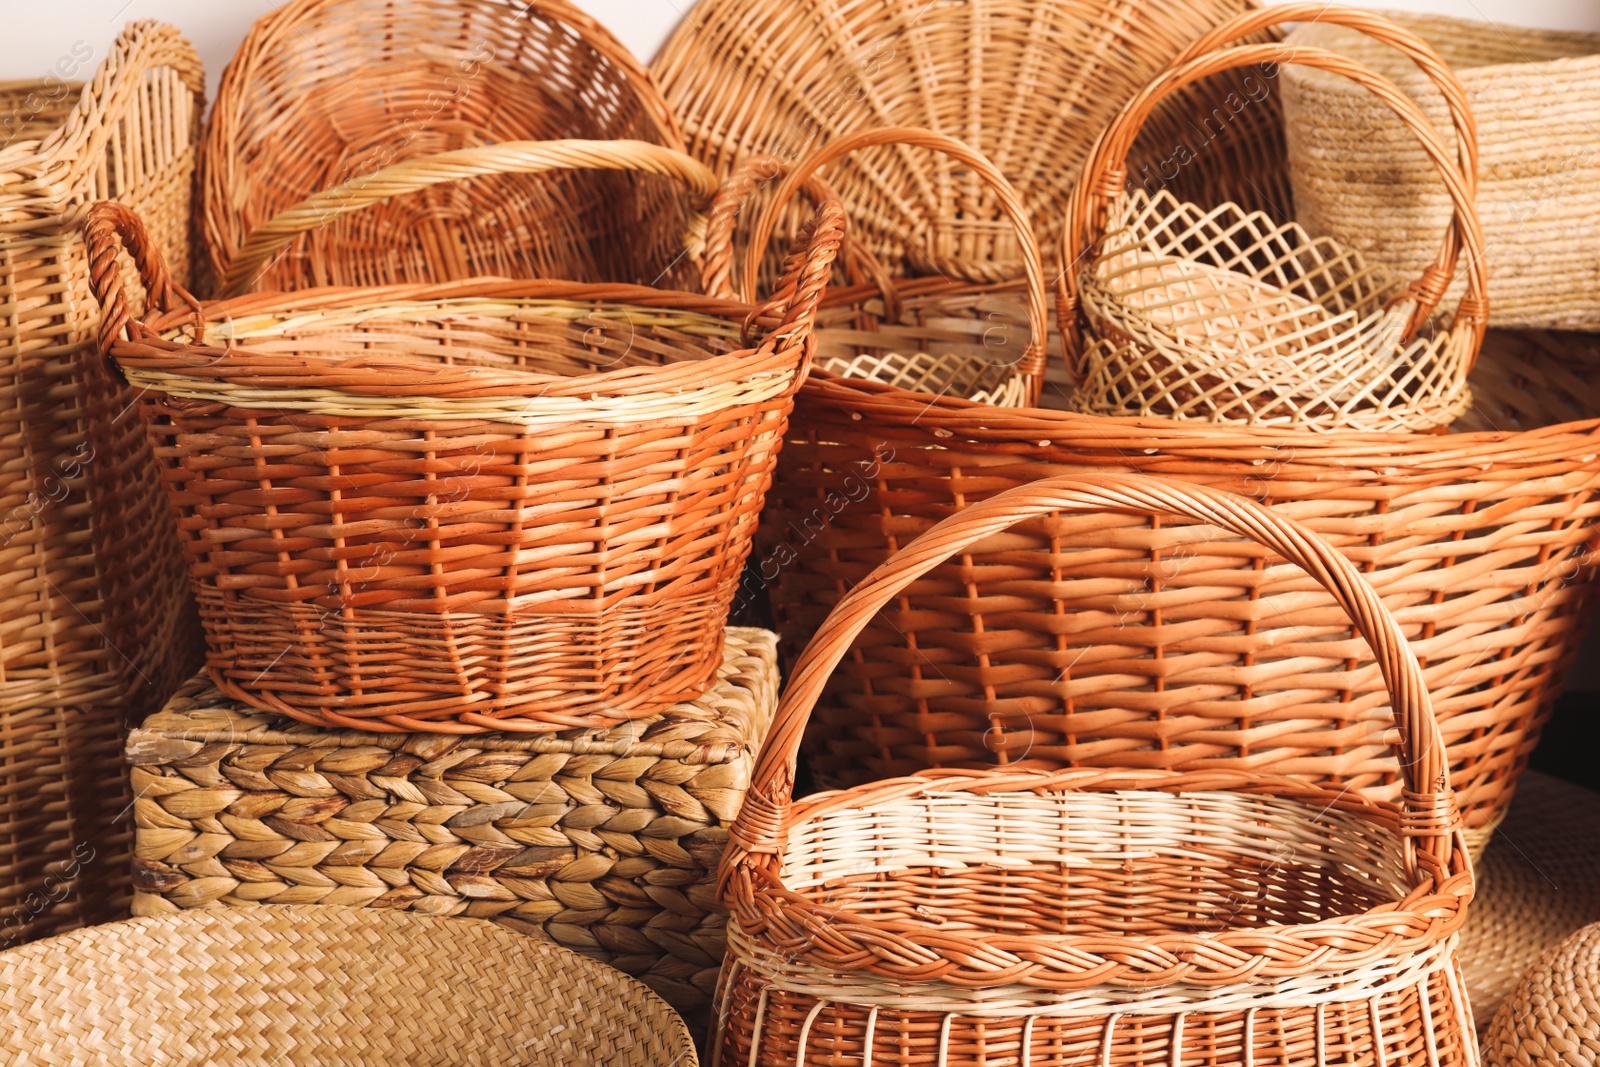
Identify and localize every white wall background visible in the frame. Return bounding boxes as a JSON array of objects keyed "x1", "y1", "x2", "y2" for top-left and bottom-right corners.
[{"x1": 1, "y1": 0, "x2": 1596, "y2": 102}]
